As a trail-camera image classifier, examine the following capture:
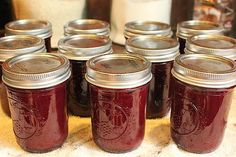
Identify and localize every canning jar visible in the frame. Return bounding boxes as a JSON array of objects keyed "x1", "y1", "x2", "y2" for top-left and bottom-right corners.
[
  {"x1": 64, "y1": 19, "x2": 110, "y2": 36},
  {"x1": 5, "y1": 19, "x2": 53, "y2": 52},
  {"x1": 58, "y1": 34, "x2": 112, "y2": 117},
  {"x1": 85, "y1": 54, "x2": 152, "y2": 153},
  {"x1": 176, "y1": 20, "x2": 224, "y2": 54},
  {"x1": 171, "y1": 54, "x2": 236, "y2": 153},
  {"x1": 126, "y1": 36, "x2": 179, "y2": 118},
  {"x1": 0, "y1": 35, "x2": 45, "y2": 116},
  {"x1": 185, "y1": 34, "x2": 236, "y2": 61},
  {"x1": 124, "y1": 21, "x2": 172, "y2": 40},
  {"x1": 2, "y1": 53, "x2": 71, "y2": 153}
]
